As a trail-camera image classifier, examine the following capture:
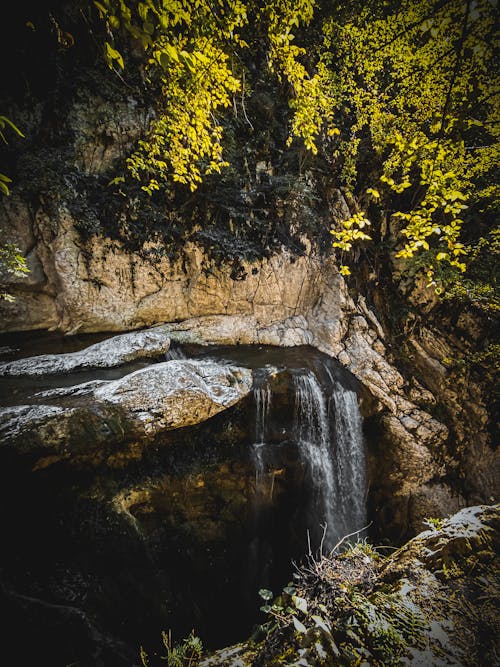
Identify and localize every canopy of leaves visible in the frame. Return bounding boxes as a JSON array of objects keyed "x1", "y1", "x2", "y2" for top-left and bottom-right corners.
[
  {"x1": 94, "y1": 0, "x2": 498, "y2": 296},
  {"x1": 96, "y1": 0, "x2": 326, "y2": 192},
  {"x1": 319, "y1": 0, "x2": 499, "y2": 286}
]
